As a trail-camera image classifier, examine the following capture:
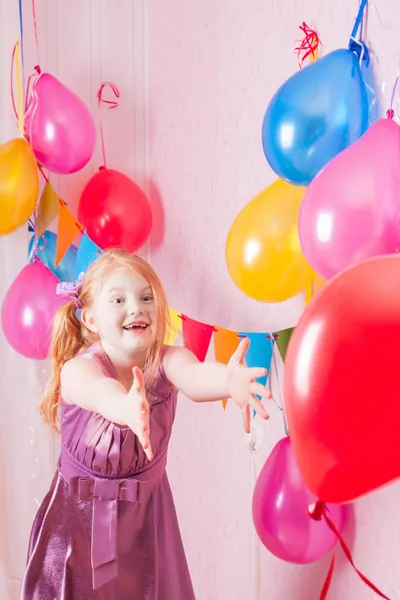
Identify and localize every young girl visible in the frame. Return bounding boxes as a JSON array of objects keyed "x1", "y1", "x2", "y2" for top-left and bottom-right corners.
[{"x1": 21, "y1": 248, "x2": 271, "y2": 600}]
